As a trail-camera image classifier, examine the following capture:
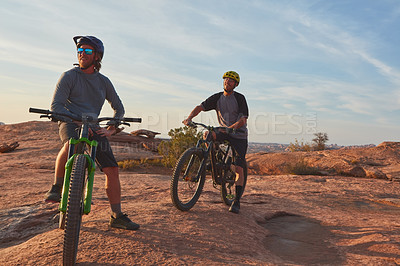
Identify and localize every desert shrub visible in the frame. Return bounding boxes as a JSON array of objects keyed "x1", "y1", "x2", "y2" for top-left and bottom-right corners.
[
  {"x1": 158, "y1": 126, "x2": 202, "y2": 168},
  {"x1": 312, "y1": 132, "x2": 329, "y2": 150},
  {"x1": 284, "y1": 158, "x2": 320, "y2": 175},
  {"x1": 288, "y1": 132, "x2": 329, "y2": 152},
  {"x1": 288, "y1": 139, "x2": 312, "y2": 152}
]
